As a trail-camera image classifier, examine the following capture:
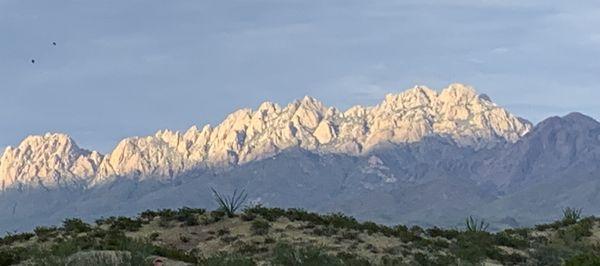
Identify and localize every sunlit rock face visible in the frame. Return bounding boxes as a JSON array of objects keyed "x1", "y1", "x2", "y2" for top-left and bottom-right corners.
[
  {"x1": 0, "y1": 133, "x2": 102, "y2": 190},
  {"x1": 0, "y1": 83, "x2": 531, "y2": 187}
]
